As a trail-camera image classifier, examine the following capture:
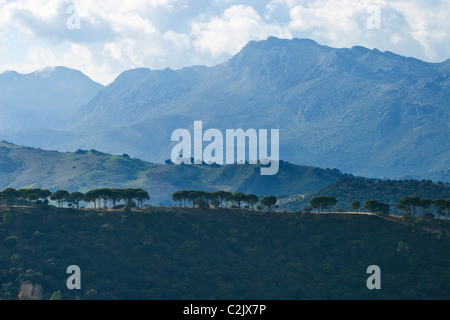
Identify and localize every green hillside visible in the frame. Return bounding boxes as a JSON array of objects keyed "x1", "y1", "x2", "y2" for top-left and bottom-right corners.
[
  {"x1": 1, "y1": 206, "x2": 449, "y2": 300},
  {"x1": 0, "y1": 141, "x2": 344, "y2": 204},
  {"x1": 279, "y1": 177, "x2": 450, "y2": 214}
]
